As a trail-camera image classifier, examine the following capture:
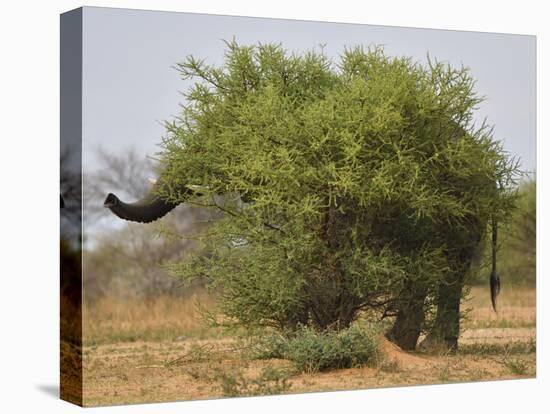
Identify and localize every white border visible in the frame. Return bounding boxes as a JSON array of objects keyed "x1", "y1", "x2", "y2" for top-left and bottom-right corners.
[{"x1": 0, "y1": 1, "x2": 546, "y2": 413}]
